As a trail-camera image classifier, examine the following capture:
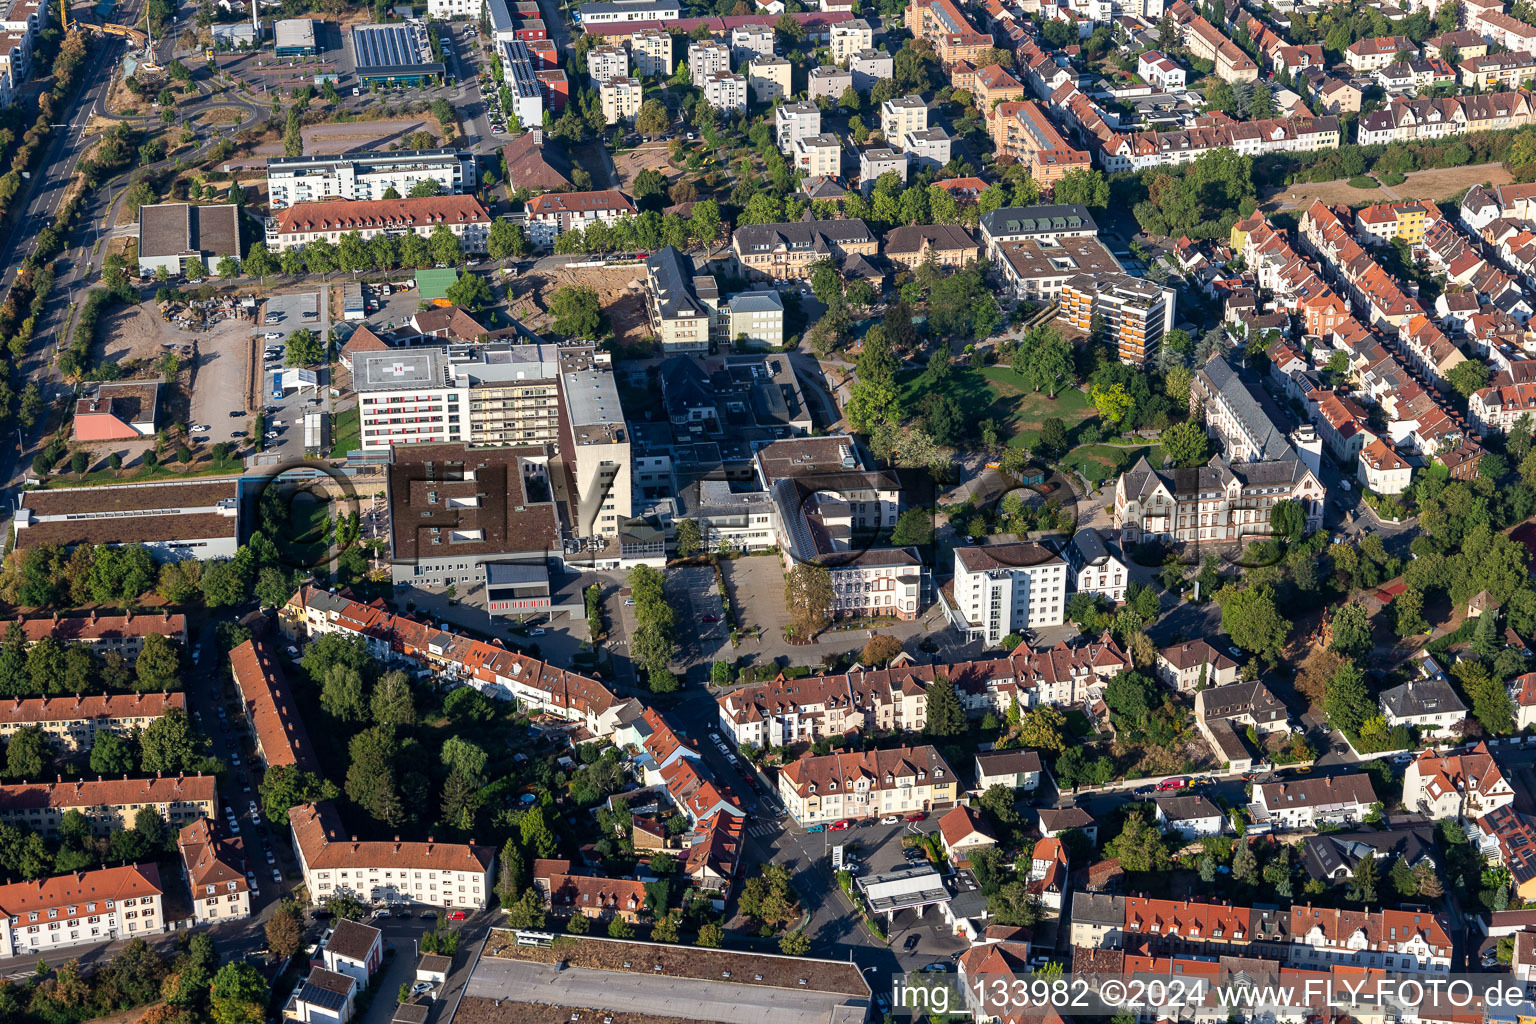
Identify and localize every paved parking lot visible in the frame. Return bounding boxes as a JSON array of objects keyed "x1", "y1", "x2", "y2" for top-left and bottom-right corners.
[
  {"x1": 664, "y1": 565, "x2": 726, "y2": 665},
  {"x1": 189, "y1": 317, "x2": 259, "y2": 438}
]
